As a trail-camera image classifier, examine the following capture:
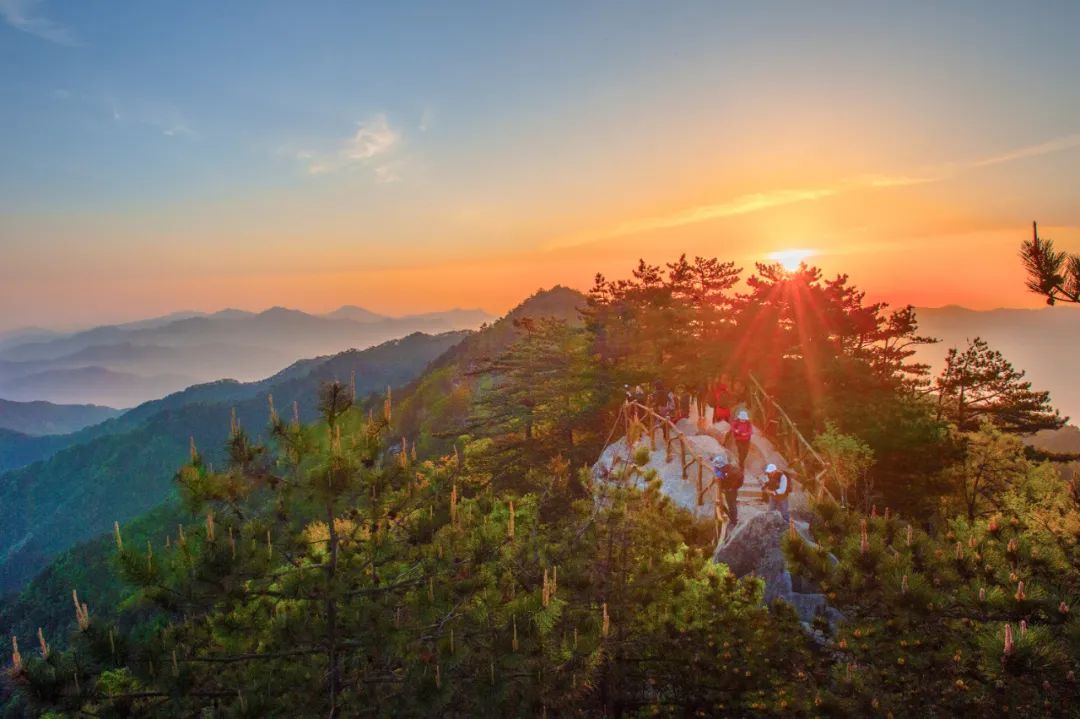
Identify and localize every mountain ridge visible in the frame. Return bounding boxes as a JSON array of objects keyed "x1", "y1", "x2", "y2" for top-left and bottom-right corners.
[
  {"x1": 0, "y1": 306, "x2": 494, "y2": 407},
  {"x1": 0, "y1": 399, "x2": 122, "y2": 436}
]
